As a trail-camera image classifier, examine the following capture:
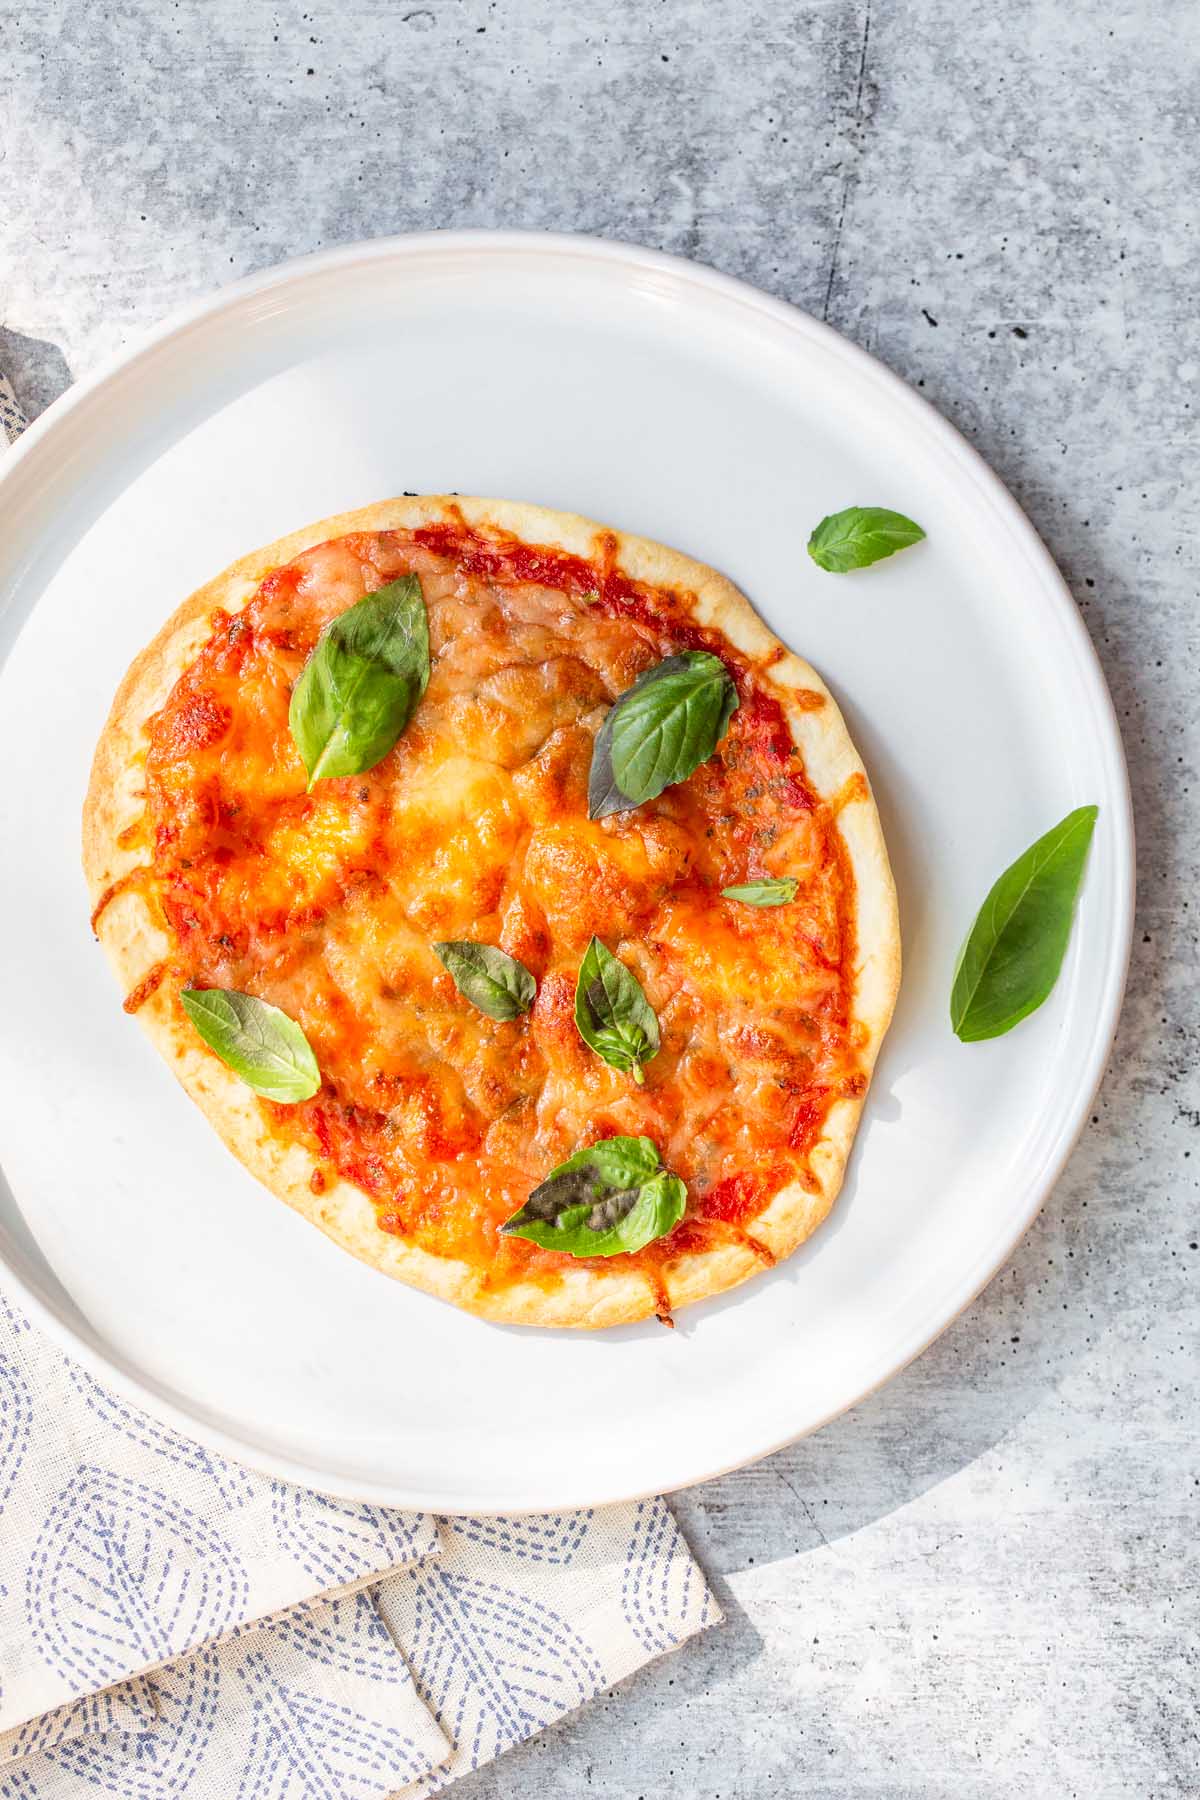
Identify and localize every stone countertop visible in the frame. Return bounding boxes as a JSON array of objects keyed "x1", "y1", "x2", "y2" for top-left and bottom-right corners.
[{"x1": 3, "y1": 2, "x2": 1196, "y2": 1794}]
